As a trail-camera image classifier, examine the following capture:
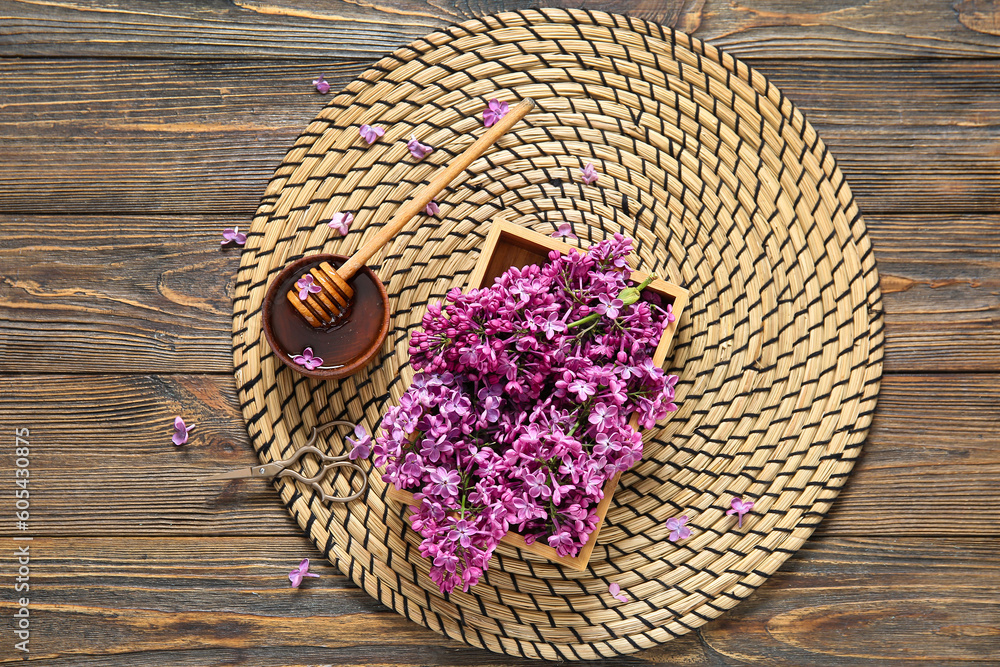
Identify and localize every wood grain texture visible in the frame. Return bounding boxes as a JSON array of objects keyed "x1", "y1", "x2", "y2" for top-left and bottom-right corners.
[
  {"x1": 3, "y1": 0, "x2": 1000, "y2": 60},
  {"x1": 0, "y1": 374, "x2": 996, "y2": 538},
  {"x1": 2, "y1": 214, "x2": 996, "y2": 374},
  {"x1": 1, "y1": 60, "x2": 999, "y2": 216},
  {"x1": 0, "y1": 536, "x2": 994, "y2": 665}
]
